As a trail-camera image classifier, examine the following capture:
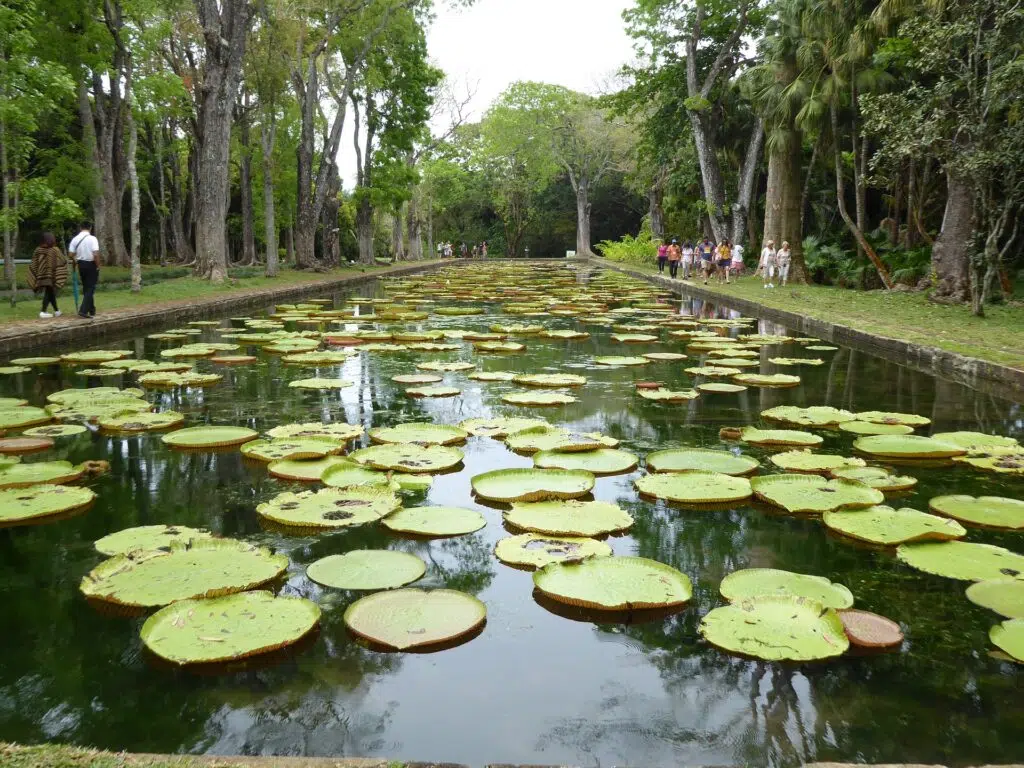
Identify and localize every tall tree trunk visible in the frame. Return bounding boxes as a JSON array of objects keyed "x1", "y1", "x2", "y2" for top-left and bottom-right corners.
[
  {"x1": 153, "y1": 124, "x2": 168, "y2": 266},
  {"x1": 261, "y1": 115, "x2": 278, "y2": 276},
  {"x1": 851, "y1": 85, "x2": 868, "y2": 262},
  {"x1": 574, "y1": 176, "x2": 593, "y2": 256},
  {"x1": 906, "y1": 156, "x2": 919, "y2": 248},
  {"x1": 167, "y1": 136, "x2": 195, "y2": 264},
  {"x1": 688, "y1": 111, "x2": 729, "y2": 241},
  {"x1": 930, "y1": 168, "x2": 973, "y2": 303},
  {"x1": 731, "y1": 120, "x2": 764, "y2": 247},
  {"x1": 126, "y1": 83, "x2": 142, "y2": 292},
  {"x1": 426, "y1": 195, "x2": 434, "y2": 261},
  {"x1": 406, "y1": 197, "x2": 422, "y2": 261},
  {"x1": 238, "y1": 100, "x2": 257, "y2": 267},
  {"x1": 356, "y1": 197, "x2": 374, "y2": 265},
  {"x1": 391, "y1": 208, "x2": 405, "y2": 260},
  {"x1": 321, "y1": 163, "x2": 341, "y2": 267},
  {"x1": 762, "y1": 143, "x2": 785, "y2": 248},
  {"x1": 286, "y1": 226, "x2": 294, "y2": 264},
  {"x1": 77, "y1": 81, "x2": 107, "y2": 259},
  {"x1": 649, "y1": 174, "x2": 666, "y2": 242},
  {"x1": 780, "y1": 130, "x2": 807, "y2": 283}
]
